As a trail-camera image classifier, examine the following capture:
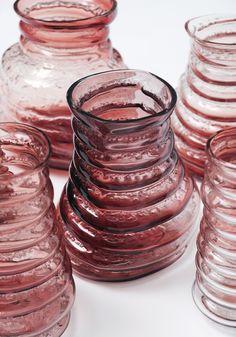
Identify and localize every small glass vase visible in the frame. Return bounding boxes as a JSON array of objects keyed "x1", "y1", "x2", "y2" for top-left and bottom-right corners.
[
  {"x1": 58, "y1": 69, "x2": 200, "y2": 281},
  {"x1": 172, "y1": 15, "x2": 236, "y2": 177},
  {"x1": 0, "y1": 123, "x2": 75, "y2": 337},
  {"x1": 193, "y1": 128, "x2": 236, "y2": 327},
  {"x1": 0, "y1": 0, "x2": 125, "y2": 169}
]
